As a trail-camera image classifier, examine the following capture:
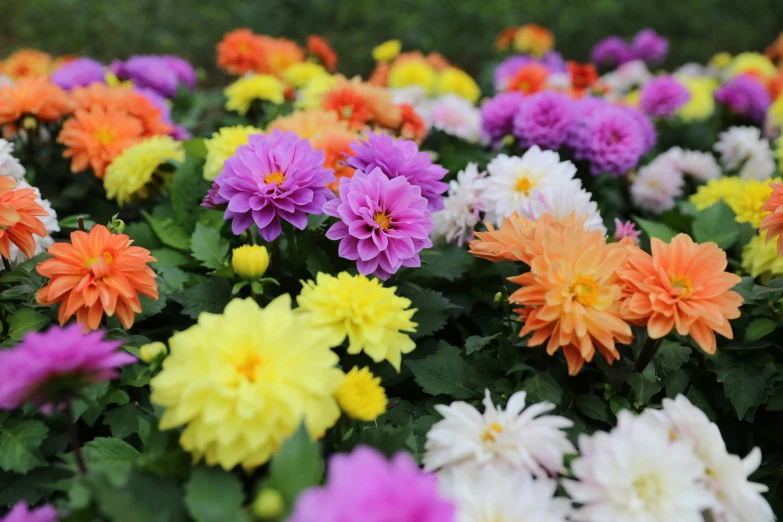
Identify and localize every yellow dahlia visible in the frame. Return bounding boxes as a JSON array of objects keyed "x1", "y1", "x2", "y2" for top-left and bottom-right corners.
[
  {"x1": 742, "y1": 231, "x2": 783, "y2": 279},
  {"x1": 203, "y1": 125, "x2": 262, "y2": 181},
  {"x1": 224, "y1": 74, "x2": 285, "y2": 115},
  {"x1": 232, "y1": 244, "x2": 269, "y2": 279},
  {"x1": 294, "y1": 74, "x2": 338, "y2": 109},
  {"x1": 676, "y1": 76, "x2": 717, "y2": 122},
  {"x1": 335, "y1": 366, "x2": 388, "y2": 421},
  {"x1": 727, "y1": 178, "x2": 777, "y2": 228},
  {"x1": 282, "y1": 62, "x2": 328, "y2": 88},
  {"x1": 388, "y1": 59, "x2": 437, "y2": 95},
  {"x1": 296, "y1": 272, "x2": 417, "y2": 371},
  {"x1": 372, "y1": 40, "x2": 402, "y2": 63},
  {"x1": 690, "y1": 177, "x2": 743, "y2": 211},
  {"x1": 150, "y1": 296, "x2": 344, "y2": 470},
  {"x1": 726, "y1": 52, "x2": 777, "y2": 79},
  {"x1": 435, "y1": 67, "x2": 480, "y2": 104}
]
